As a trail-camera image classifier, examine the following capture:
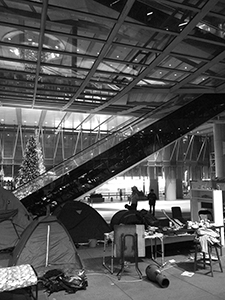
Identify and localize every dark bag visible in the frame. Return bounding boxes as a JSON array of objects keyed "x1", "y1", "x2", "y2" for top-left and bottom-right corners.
[
  {"x1": 140, "y1": 209, "x2": 159, "y2": 226},
  {"x1": 39, "y1": 269, "x2": 88, "y2": 296}
]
